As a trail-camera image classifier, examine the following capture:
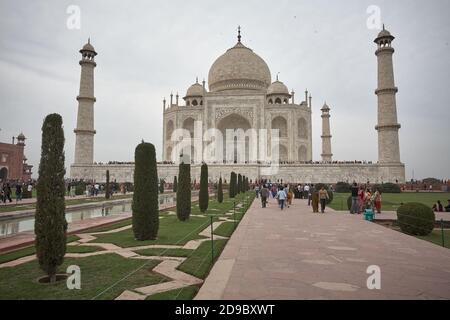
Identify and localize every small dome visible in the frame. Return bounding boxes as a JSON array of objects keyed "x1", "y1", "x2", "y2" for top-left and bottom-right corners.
[
  {"x1": 267, "y1": 80, "x2": 290, "y2": 96},
  {"x1": 321, "y1": 103, "x2": 330, "y2": 111},
  {"x1": 374, "y1": 25, "x2": 395, "y2": 43},
  {"x1": 377, "y1": 29, "x2": 391, "y2": 38},
  {"x1": 17, "y1": 132, "x2": 26, "y2": 140},
  {"x1": 80, "y1": 39, "x2": 97, "y2": 54},
  {"x1": 185, "y1": 82, "x2": 204, "y2": 98}
]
